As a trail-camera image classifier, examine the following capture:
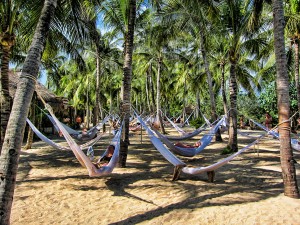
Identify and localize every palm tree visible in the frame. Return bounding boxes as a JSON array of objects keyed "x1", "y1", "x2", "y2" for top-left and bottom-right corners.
[
  {"x1": 0, "y1": 1, "x2": 58, "y2": 222},
  {"x1": 219, "y1": 0, "x2": 270, "y2": 151},
  {"x1": 0, "y1": 0, "x2": 28, "y2": 151},
  {"x1": 0, "y1": 0, "x2": 103, "y2": 151},
  {"x1": 23, "y1": 94, "x2": 37, "y2": 150},
  {"x1": 102, "y1": 0, "x2": 161, "y2": 166},
  {"x1": 162, "y1": 0, "x2": 223, "y2": 139},
  {"x1": 285, "y1": 0, "x2": 300, "y2": 116},
  {"x1": 272, "y1": 0, "x2": 299, "y2": 198},
  {"x1": 134, "y1": 50, "x2": 156, "y2": 112},
  {"x1": 209, "y1": 36, "x2": 229, "y2": 115},
  {"x1": 119, "y1": 0, "x2": 137, "y2": 167}
]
